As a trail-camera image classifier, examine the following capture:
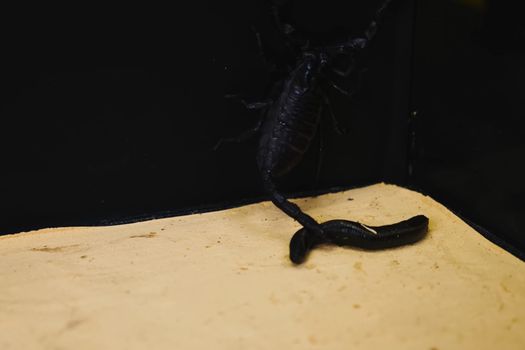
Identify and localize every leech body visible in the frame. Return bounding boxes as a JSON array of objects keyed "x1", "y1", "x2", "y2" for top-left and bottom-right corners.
[{"x1": 290, "y1": 215, "x2": 429, "y2": 264}]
